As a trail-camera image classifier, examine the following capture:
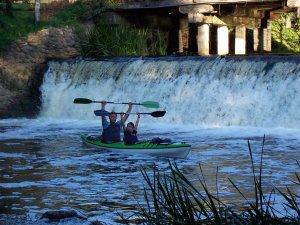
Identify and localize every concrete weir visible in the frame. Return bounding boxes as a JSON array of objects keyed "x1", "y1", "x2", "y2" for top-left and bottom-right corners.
[{"x1": 104, "y1": 0, "x2": 300, "y2": 55}]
